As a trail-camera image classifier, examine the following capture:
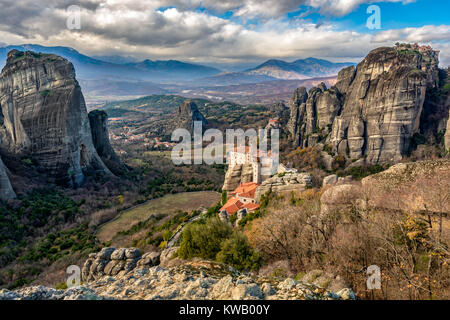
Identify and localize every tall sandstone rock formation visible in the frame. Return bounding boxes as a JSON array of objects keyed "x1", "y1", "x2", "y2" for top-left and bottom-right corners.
[
  {"x1": 88, "y1": 110, "x2": 127, "y2": 175},
  {"x1": 222, "y1": 162, "x2": 254, "y2": 192},
  {"x1": 0, "y1": 50, "x2": 114, "y2": 189},
  {"x1": 176, "y1": 100, "x2": 206, "y2": 135},
  {"x1": 289, "y1": 45, "x2": 447, "y2": 164}
]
